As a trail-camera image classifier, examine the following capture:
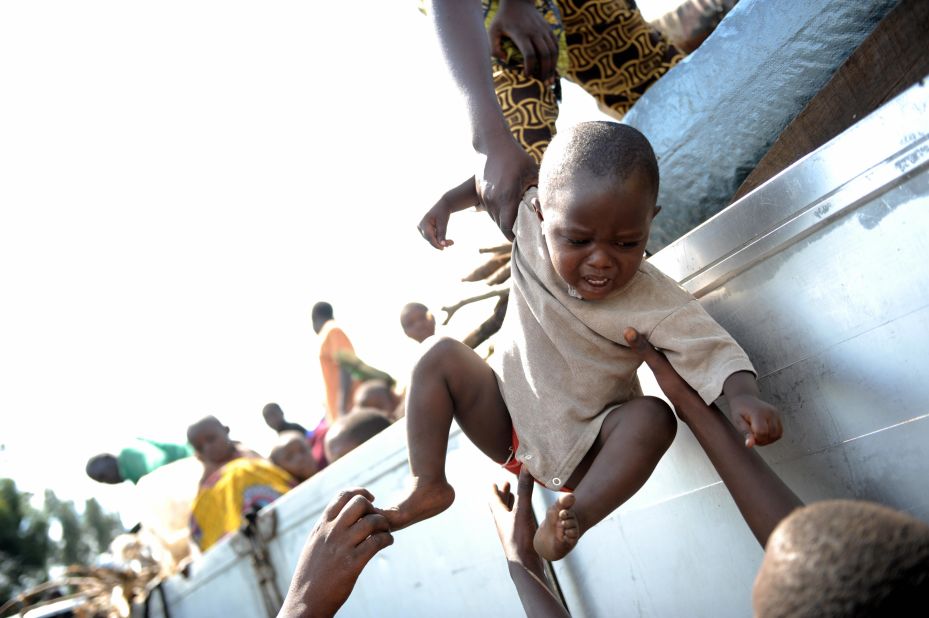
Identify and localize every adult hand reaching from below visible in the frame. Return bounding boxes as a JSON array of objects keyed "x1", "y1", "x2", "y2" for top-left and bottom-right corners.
[{"x1": 278, "y1": 488, "x2": 393, "y2": 618}]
